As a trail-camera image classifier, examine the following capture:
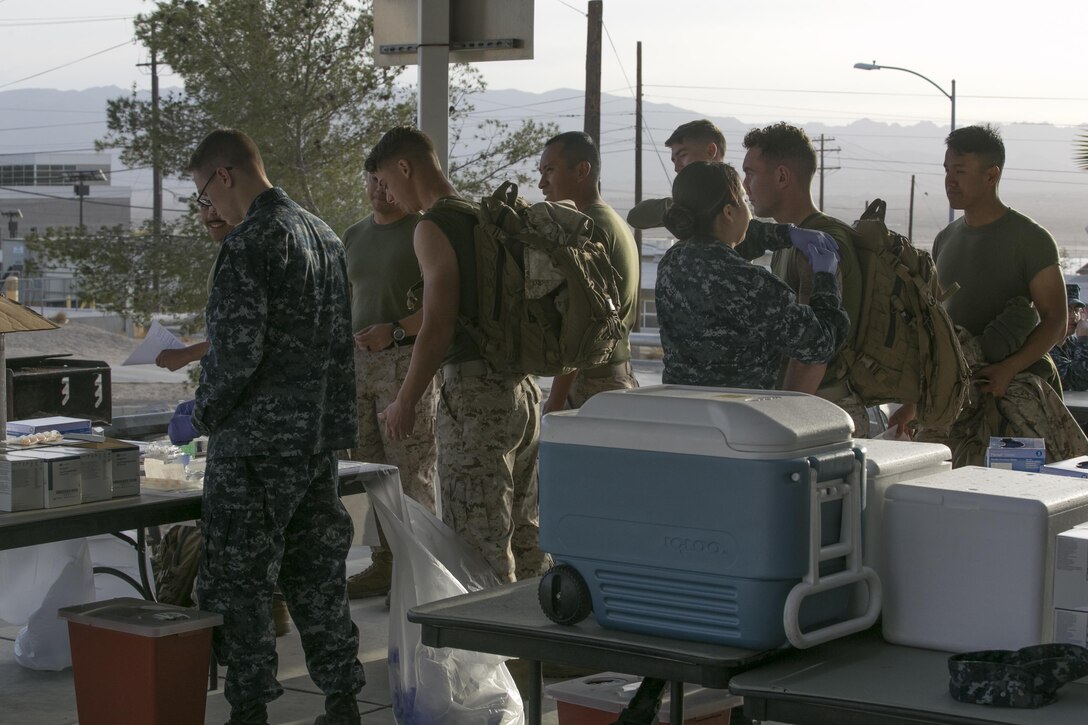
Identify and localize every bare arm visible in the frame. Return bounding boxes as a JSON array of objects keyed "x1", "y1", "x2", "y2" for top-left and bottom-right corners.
[
  {"x1": 354, "y1": 309, "x2": 424, "y2": 352},
  {"x1": 543, "y1": 370, "x2": 577, "y2": 414},
  {"x1": 156, "y1": 341, "x2": 209, "y2": 371},
  {"x1": 979, "y1": 264, "x2": 1066, "y2": 397},
  {"x1": 380, "y1": 220, "x2": 459, "y2": 440}
]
